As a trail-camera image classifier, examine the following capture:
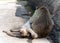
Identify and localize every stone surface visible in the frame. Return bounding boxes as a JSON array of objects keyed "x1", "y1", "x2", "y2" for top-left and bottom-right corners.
[{"x1": 0, "y1": 0, "x2": 50, "y2": 43}]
